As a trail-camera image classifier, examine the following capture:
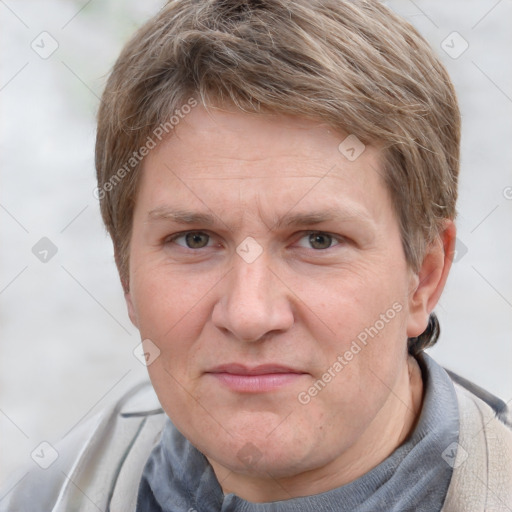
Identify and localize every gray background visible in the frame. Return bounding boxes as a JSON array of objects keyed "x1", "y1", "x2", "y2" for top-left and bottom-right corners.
[{"x1": 1, "y1": 0, "x2": 511, "y2": 488}]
